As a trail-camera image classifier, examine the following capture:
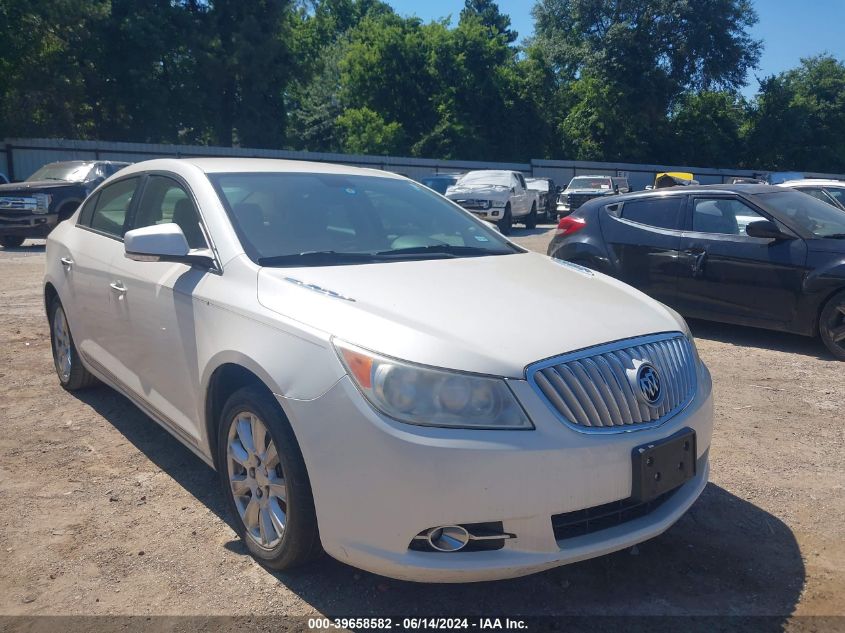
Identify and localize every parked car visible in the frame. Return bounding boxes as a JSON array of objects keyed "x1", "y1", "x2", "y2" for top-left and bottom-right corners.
[
  {"x1": 556, "y1": 175, "x2": 630, "y2": 218},
  {"x1": 780, "y1": 179, "x2": 845, "y2": 211},
  {"x1": 0, "y1": 160, "x2": 130, "y2": 248},
  {"x1": 445, "y1": 170, "x2": 538, "y2": 234},
  {"x1": 419, "y1": 174, "x2": 462, "y2": 195},
  {"x1": 525, "y1": 177, "x2": 558, "y2": 223},
  {"x1": 547, "y1": 184, "x2": 845, "y2": 360},
  {"x1": 45, "y1": 158, "x2": 713, "y2": 582}
]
